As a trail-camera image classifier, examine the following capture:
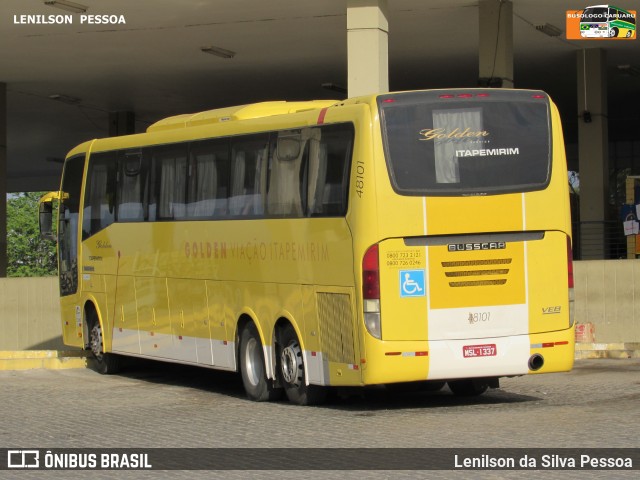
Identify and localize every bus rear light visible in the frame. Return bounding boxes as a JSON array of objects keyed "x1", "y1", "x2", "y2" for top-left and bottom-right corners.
[
  {"x1": 531, "y1": 341, "x2": 569, "y2": 349},
  {"x1": 439, "y1": 94, "x2": 455, "y2": 99},
  {"x1": 457, "y1": 93, "x2": 473, "y2": 98},
  {"x1": 384, "y1": 351, "x2": 428, "y2": 357},
  {"x1": 363, "y1": 244, "x2": 382, "y2": 339},
  {"x1": 382, "y1": 98, "x2": 396, "y2": 103},
  {"x1": 364, "y1": 299, "x2": 379, "y2": 312},
  {"x1": 476, "y1": 93, "x2": 490, "y2": 97},
  {"x1": 365, "y1": 311, "x2": 381, "y2": 339},
  {"x1": 532, "y1": 94, "x2": 546, "y2": 99},
  {"x1": 363, "y1": 244, "x2": 380, "y2": 300}
]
